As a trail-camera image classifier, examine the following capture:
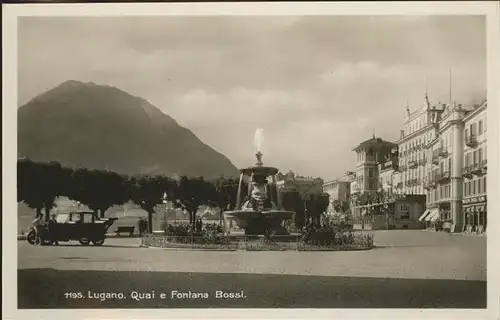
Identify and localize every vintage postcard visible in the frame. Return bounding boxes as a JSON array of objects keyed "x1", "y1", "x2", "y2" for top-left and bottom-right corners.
[{"x1": 2, "y1": 1, "x2": 499, "y2": 319}]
